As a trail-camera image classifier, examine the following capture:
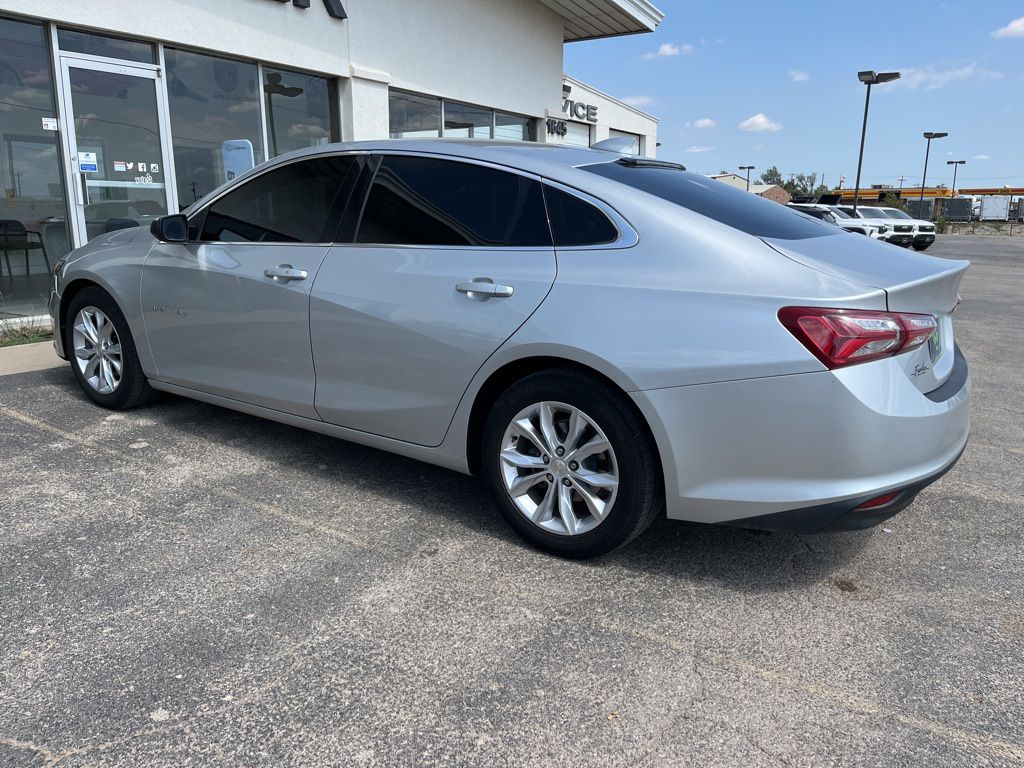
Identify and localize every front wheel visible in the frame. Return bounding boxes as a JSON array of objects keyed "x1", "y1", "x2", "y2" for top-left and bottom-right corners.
[
  {"x1": 481, "y1": 369, "x2": 662, "y2": 558},
  {"x1": 65, "y1": 286, "x2": 158, "y2": 410},
  {"x1": 912, "y1": 242, "x2": 932, "y2": 251}
]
